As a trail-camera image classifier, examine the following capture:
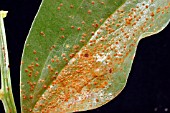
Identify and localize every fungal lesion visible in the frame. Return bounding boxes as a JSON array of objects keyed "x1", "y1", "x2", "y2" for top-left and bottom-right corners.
[{"x1": 0, "y1": 89, "x2": 4, "y2": 100}]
